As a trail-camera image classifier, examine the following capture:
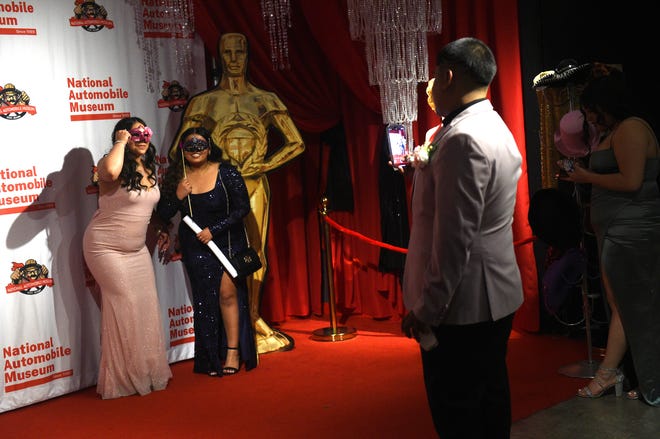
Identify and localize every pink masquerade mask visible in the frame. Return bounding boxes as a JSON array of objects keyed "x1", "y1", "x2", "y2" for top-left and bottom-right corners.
[{"x1": 128, "y1": 126, "x2": 153, "y2": 143}]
